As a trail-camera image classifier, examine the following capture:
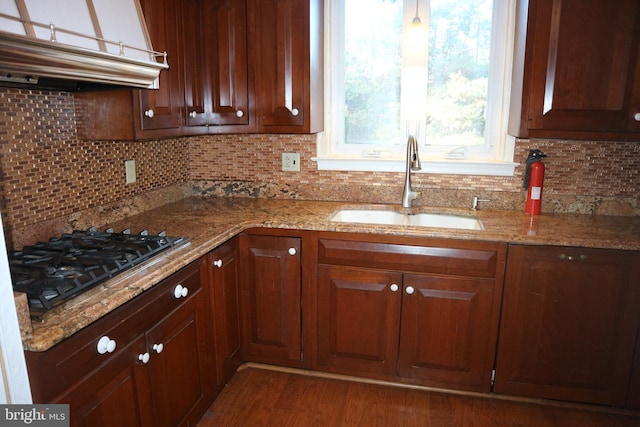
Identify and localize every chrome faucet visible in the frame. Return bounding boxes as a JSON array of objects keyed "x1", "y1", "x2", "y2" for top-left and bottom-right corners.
[{"x1": 402, "y1": 135, "x2": 422, "y2": 208}]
